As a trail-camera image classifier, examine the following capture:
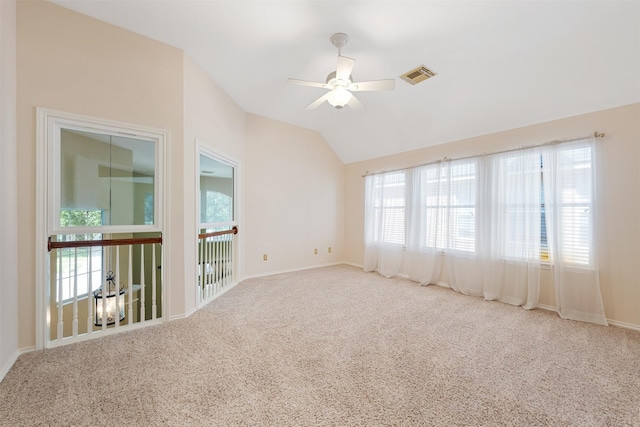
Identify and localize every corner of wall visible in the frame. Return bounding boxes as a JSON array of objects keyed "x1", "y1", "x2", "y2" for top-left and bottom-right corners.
[{"x1": 0, "y1": 0, "x2": 19, "y2": 382}]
